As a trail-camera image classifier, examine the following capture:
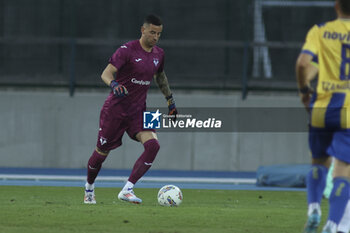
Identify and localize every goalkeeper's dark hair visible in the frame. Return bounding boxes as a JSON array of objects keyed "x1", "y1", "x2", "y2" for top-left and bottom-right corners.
[
  {"x1": 144, "y1": 14, "x2": 162, "y2": 26},
  {"x1": 338, "y1": 0, "x2": 350, "y2": 15}
]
